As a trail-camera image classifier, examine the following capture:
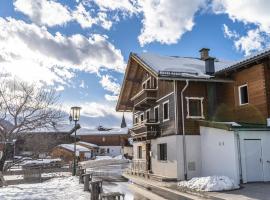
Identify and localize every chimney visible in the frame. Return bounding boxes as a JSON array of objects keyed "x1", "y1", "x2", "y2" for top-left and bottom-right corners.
[
  {"x1": 199, "y1": 48, "x2": 210, "y2": 60},
  {"x1": 205, "y1": 57, "x2": 215, "y2": 75}
]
